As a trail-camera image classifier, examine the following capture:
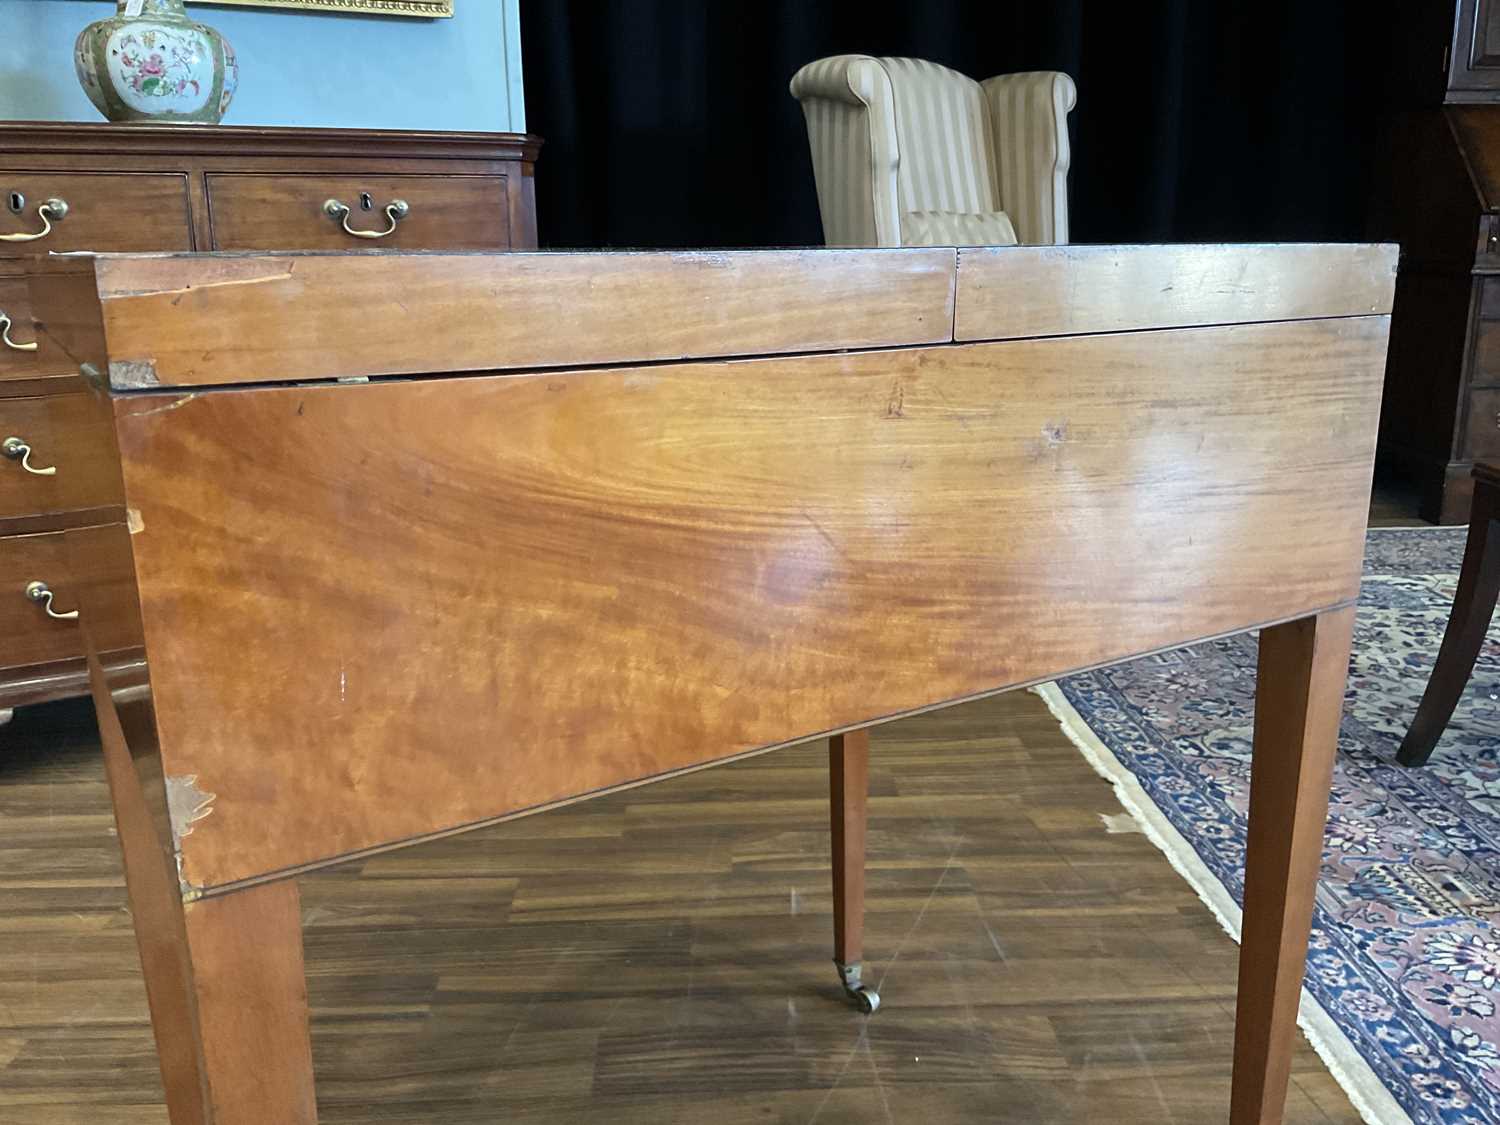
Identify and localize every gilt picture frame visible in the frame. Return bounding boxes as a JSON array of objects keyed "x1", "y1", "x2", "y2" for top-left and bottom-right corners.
[{"x1": 207, "y1": 0, "x2": 453, "y2": 17}]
